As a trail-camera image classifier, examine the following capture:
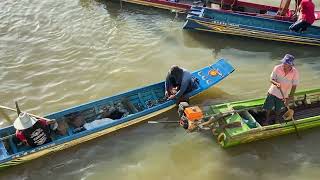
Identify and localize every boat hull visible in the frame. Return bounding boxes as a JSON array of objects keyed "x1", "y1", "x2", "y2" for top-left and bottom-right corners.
[
  {"x1": 119, "y1": 0, "x2": 320, "y2": 21},
  {"x1": 0, "y1": 105, "x2": 173, "y2": 169},
  {"x1": 224, "y1": 115, "x2": 320, "y2": 148},
  {"x1": 216, "y1": 89, "x2": 320, "y2": 148},
  {"x1": 0, "y1": 59, "x2": 235, "y2": 169},
  {"x1": 180, "y1": 88, "x2": 320, "y2": 148},
  {"x1": 122, "y1": 0, "x2": 190, "y2": 13},
  {"x1": 183, "y1": 7, "x2": 320, "y2": 46}
]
